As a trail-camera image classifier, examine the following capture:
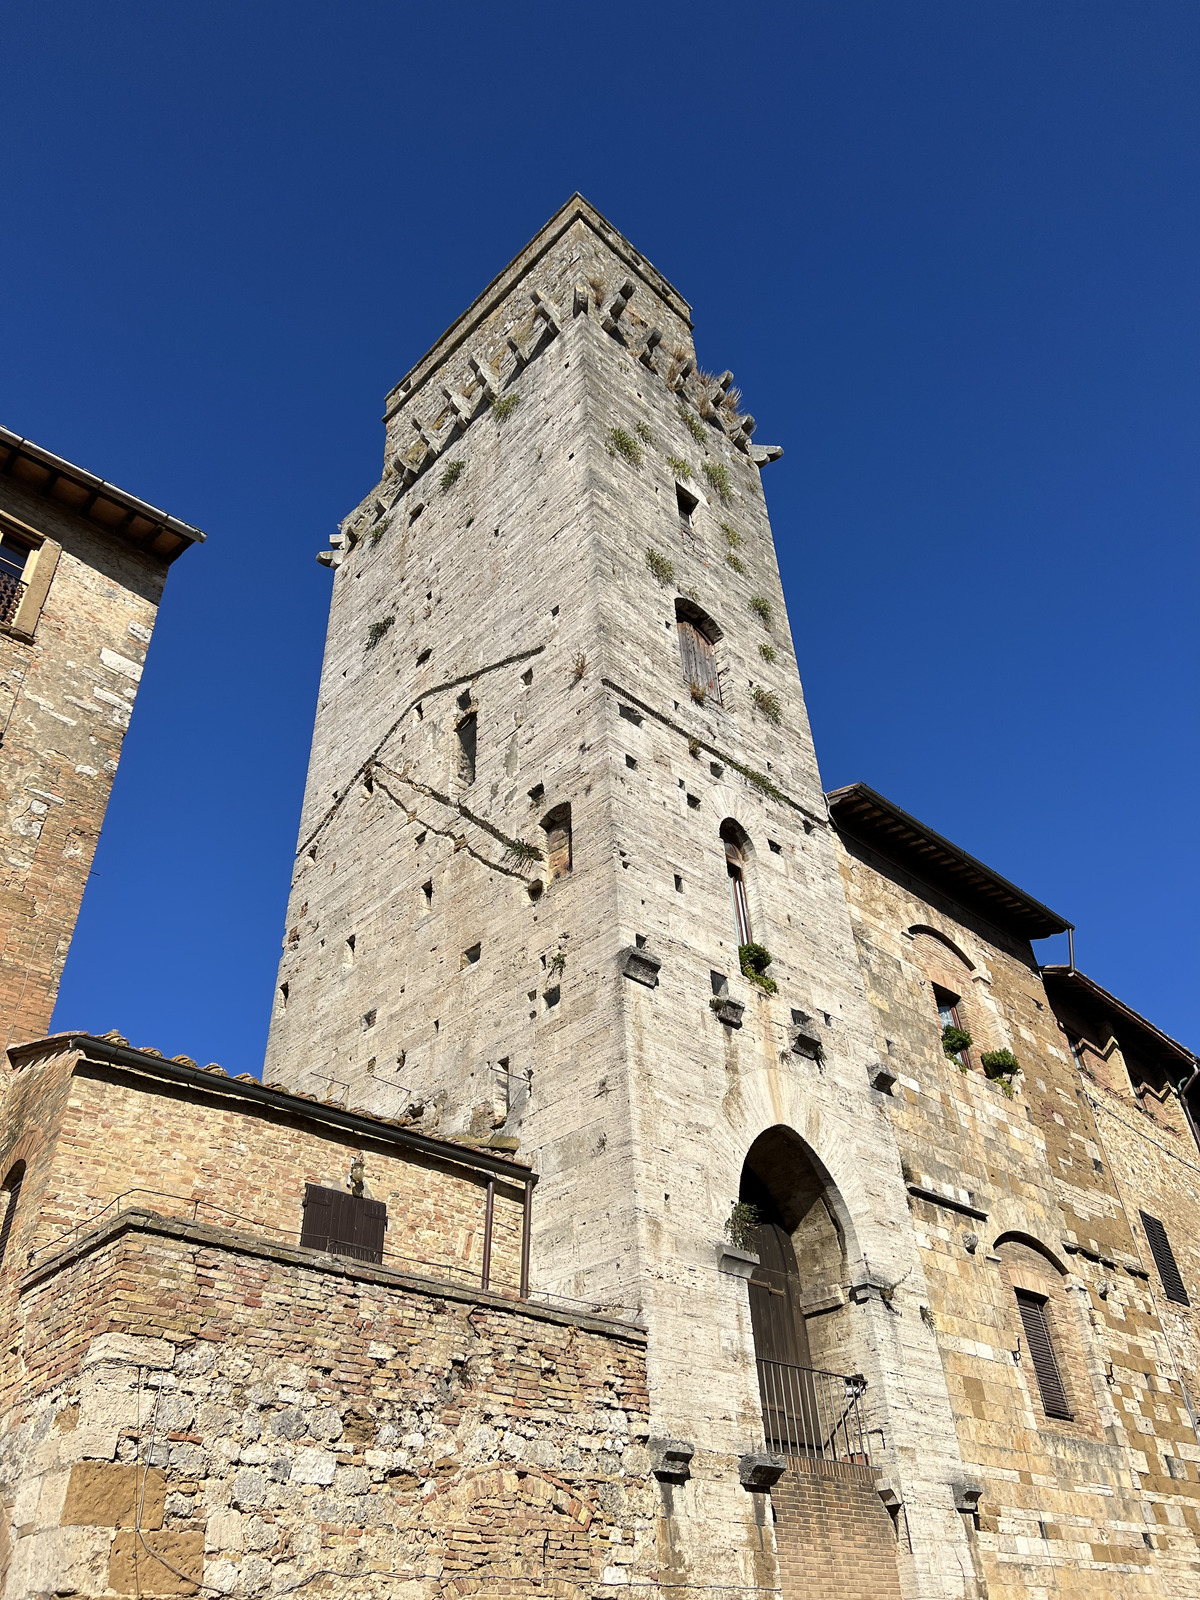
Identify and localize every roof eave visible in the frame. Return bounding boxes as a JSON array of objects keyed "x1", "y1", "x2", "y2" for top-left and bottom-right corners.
[
  {"x1": 826, "y1": 781, "x2": 1072, "y2": 940},
  {"x1": 0, "y1": 426, "x2": 205, "y2": 563}
]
